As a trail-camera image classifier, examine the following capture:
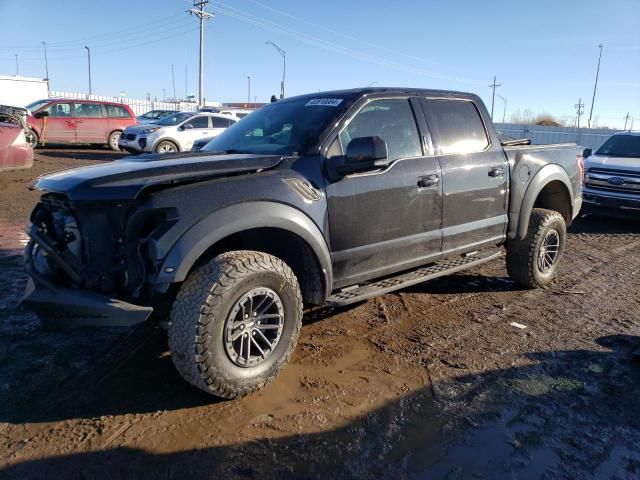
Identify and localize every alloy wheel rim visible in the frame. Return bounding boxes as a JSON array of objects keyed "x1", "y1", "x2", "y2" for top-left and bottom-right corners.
[
  {"x1": 224, "y1": 287, "x2": 285, "y2": 367},
  {"x1": 158, "y1": 144, "x2": 175, "y2": 153},
  {"x1": 538, "y1": 229, "x2": 560, "y2": 273},
  {"x1": 111, "y1": 133, "x2": 120, "y2": 148}
]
